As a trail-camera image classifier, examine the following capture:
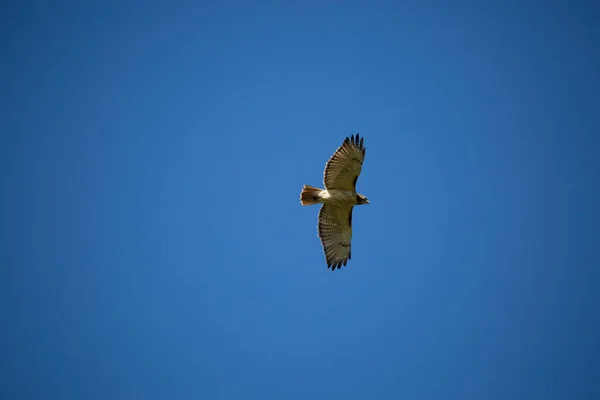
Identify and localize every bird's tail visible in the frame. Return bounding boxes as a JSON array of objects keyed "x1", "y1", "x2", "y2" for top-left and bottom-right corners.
[{"x1": 300, "y1": 185, "x2": 323, "y2": 206}]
